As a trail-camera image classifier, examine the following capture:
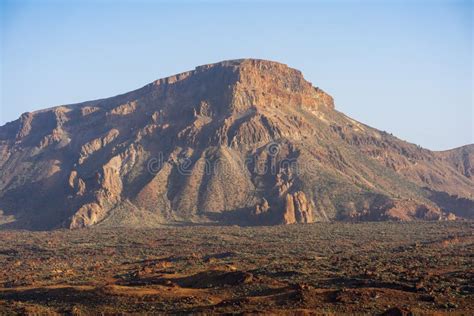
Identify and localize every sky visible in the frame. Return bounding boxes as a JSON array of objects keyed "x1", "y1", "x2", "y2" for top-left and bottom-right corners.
[{"x1": 0, "y1": 0, "x2": 472, "y2": 150}]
